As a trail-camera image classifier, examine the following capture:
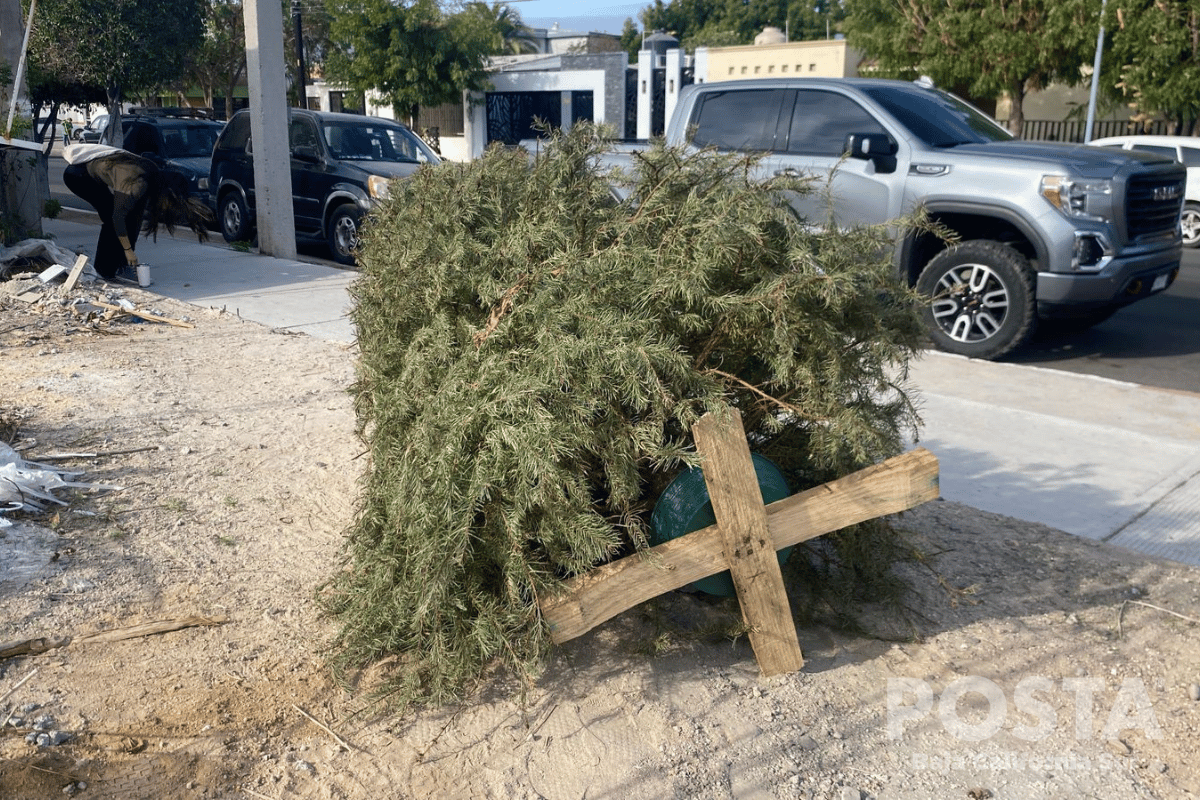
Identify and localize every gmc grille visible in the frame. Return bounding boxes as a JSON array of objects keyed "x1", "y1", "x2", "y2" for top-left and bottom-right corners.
[{"x1": 1127, "y1": 174, "x2": 1185, "y2": 240}]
